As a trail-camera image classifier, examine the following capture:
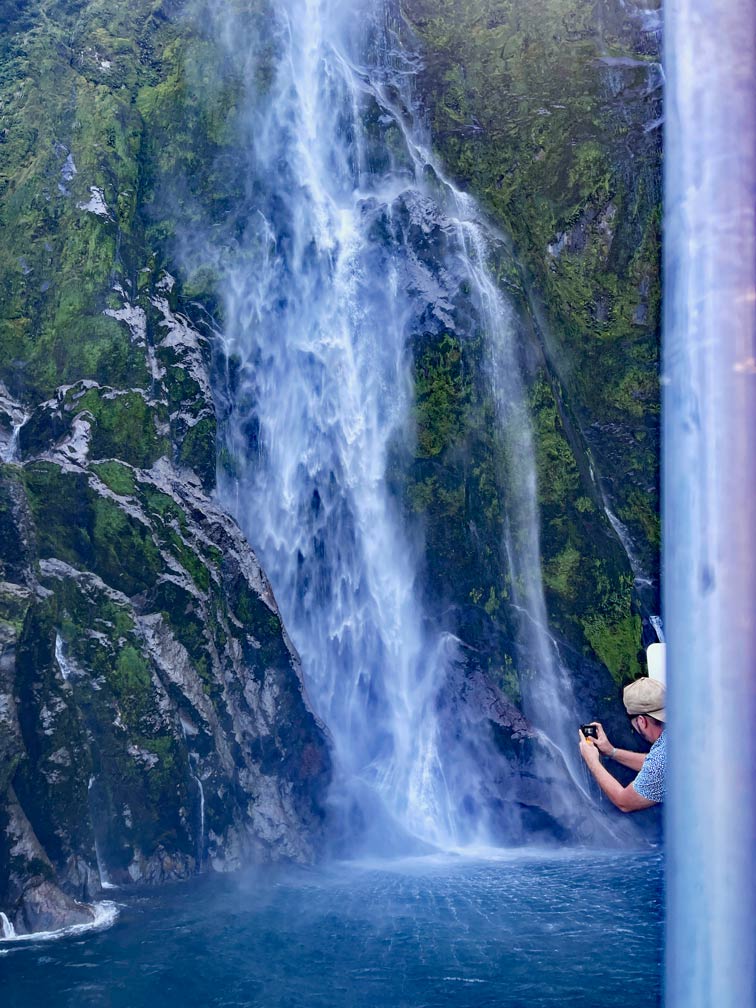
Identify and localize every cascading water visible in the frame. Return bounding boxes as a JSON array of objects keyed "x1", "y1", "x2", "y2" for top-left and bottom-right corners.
[
  {"x1": 455, "y1": 222, "x2": 593, "y2": 803},
  {"x1": 214, "y1": 0, "x2": 487, "y2": 849},
  {"x1": 1, "y1": 911, "x2": 16, "y2": 939},
  {"x1": 87, "y1": 776, "x2": 116, "y2": 890},
  {"x1": 206, "y1": 0, "x2": 625, "y2": 850},
  {"x1": 179, "y1": 718, "x2": 206, "y2": 867},
  {"x1": 54, "y1": 634, "x2": 73, "y2": 681},
  {"x1": 192, "y1": 766, "x2": 205, "y2": 867}
]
